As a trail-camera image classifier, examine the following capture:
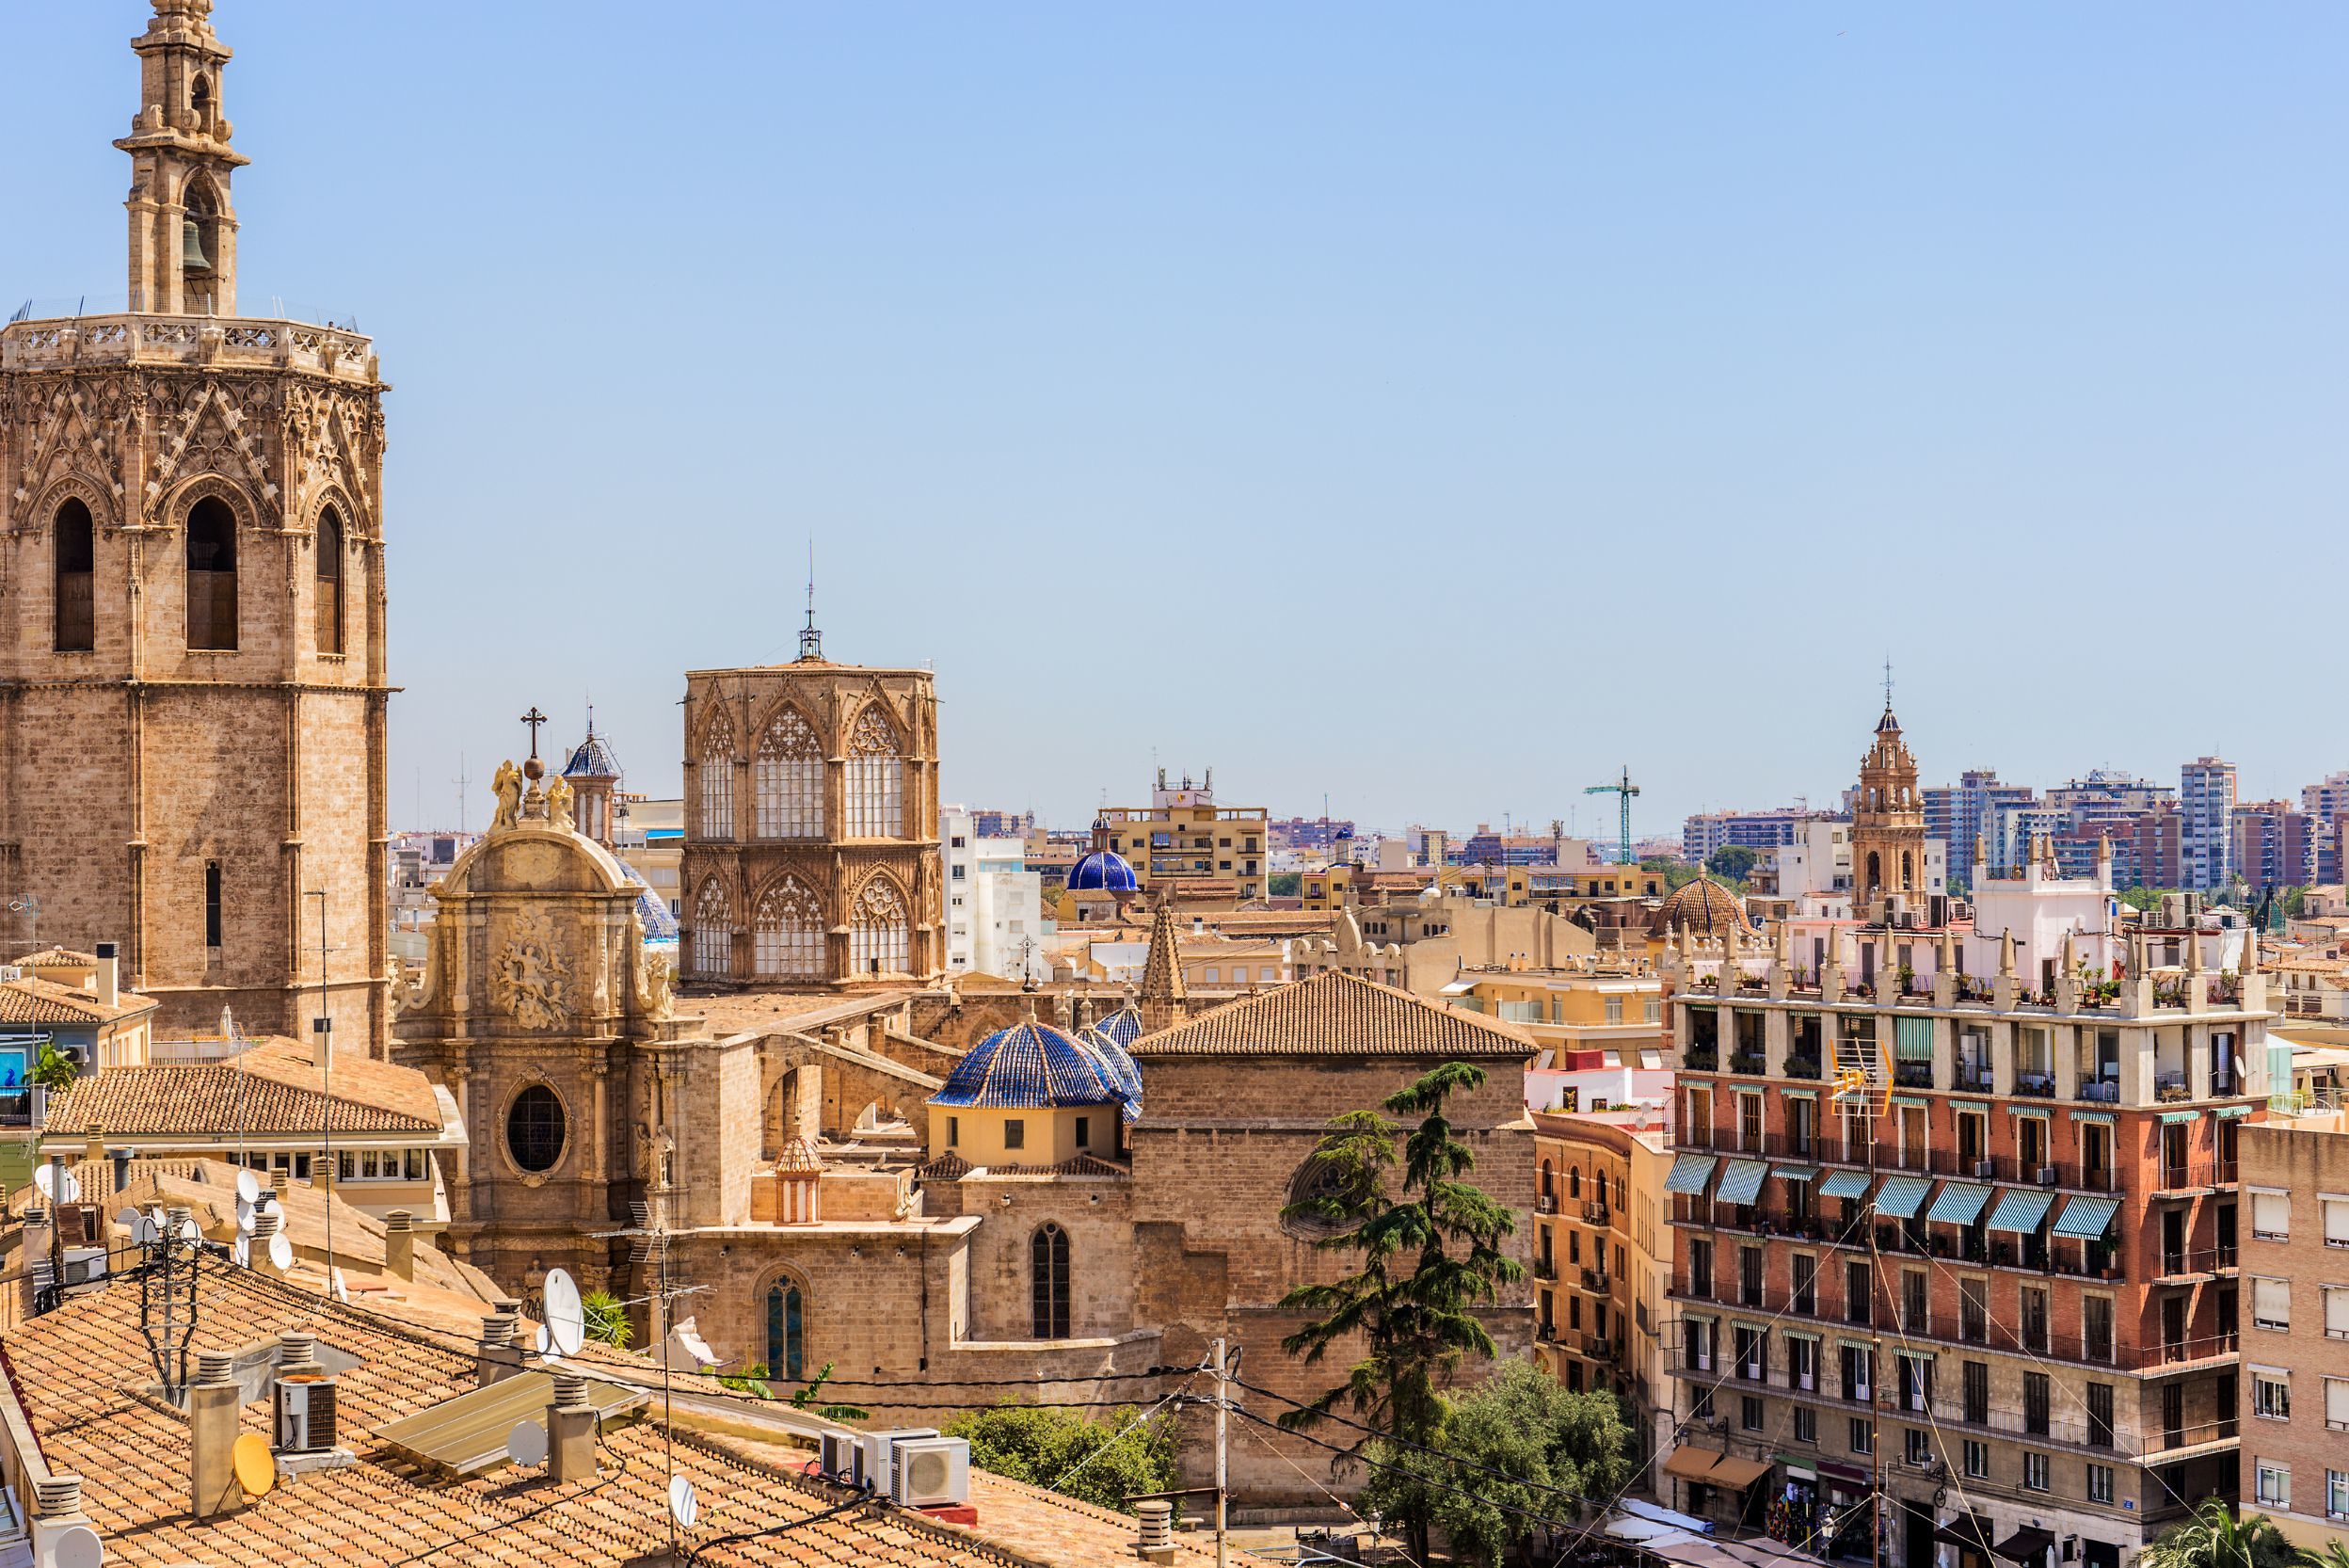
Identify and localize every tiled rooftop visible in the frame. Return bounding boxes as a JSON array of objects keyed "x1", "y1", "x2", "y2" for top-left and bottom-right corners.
[
  {"x1": 1130, "y1": 970, "x2": 1537, "y2": 1059},
  {"x1": 44, "y1": 1038, "x2": 444, "y2": 1138}
]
